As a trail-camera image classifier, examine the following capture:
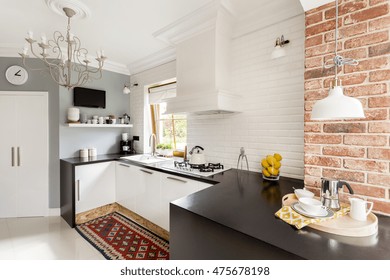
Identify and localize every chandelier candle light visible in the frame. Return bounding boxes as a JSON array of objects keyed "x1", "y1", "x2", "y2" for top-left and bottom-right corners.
[
  {"x1": 310, "y1": 0, "x2": 365, "y2": 120},
  {"x1": 19, "y1": 7, "x2": 106, "y2": 89}
]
